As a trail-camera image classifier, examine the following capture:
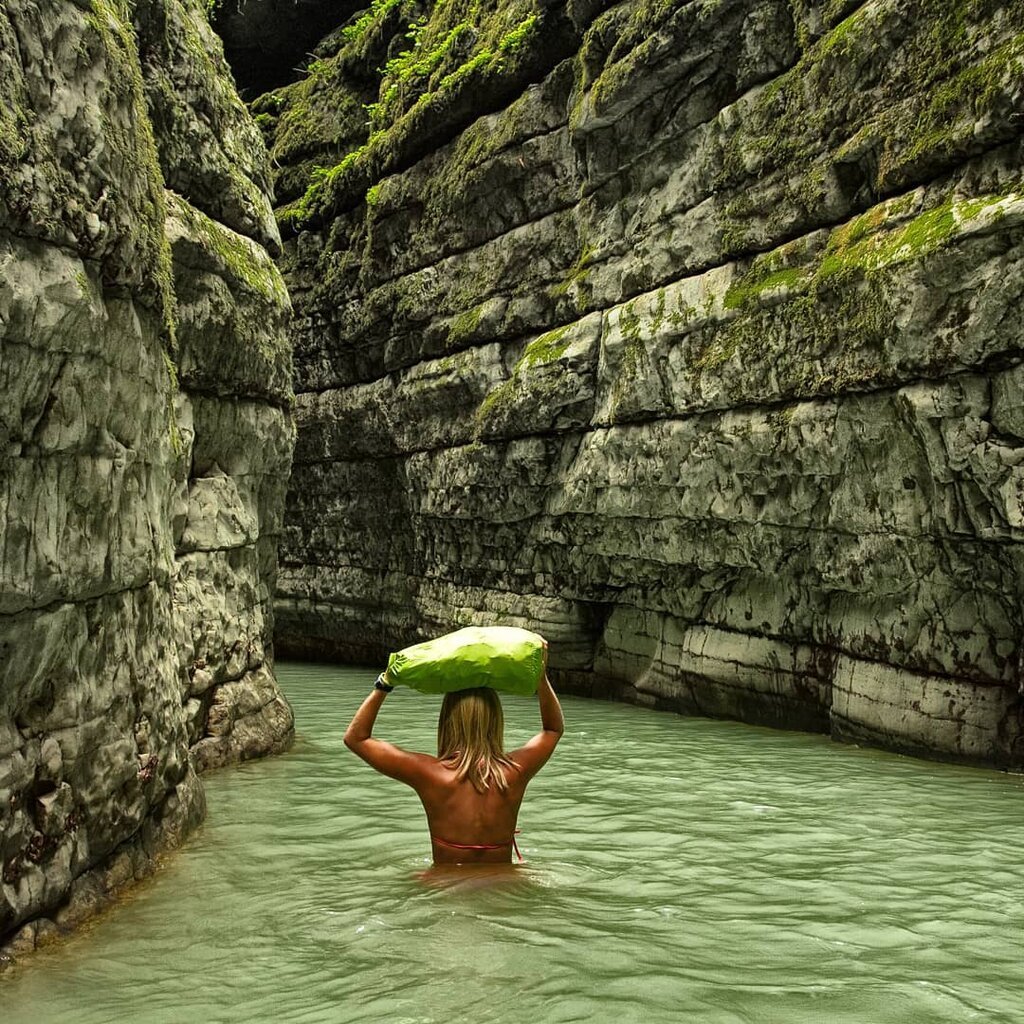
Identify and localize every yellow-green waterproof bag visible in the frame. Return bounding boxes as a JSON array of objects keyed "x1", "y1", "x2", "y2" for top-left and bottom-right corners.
[{"x1": 385, "y1": 626, "x2": 545, "y2": 695}]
